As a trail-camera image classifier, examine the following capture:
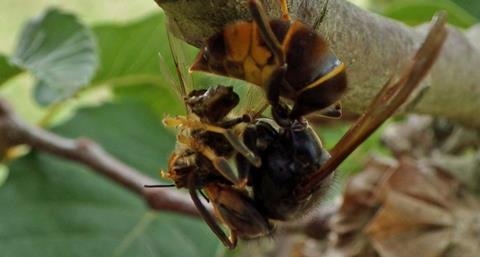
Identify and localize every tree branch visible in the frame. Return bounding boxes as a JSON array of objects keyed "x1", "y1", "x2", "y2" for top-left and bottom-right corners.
[
  {"x1": 0, "y1": 98, "x2": 201, "y2": 217},
  {"x1": 155, "y1": 0, "x2": 480, "y2": 129}
]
